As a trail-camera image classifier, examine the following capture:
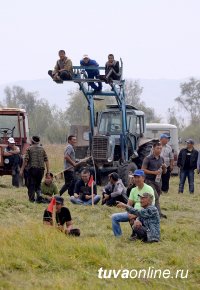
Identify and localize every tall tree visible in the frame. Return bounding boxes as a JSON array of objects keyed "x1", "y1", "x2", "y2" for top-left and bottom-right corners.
[
  {"x1": 3, "y1": 86, "x2": 68, "y2": 143},
  {"x1": 167, "y1": 107, "x2": 185, "y2": 132},
  {"x1": 66, "y1": 90, "x2": 89, "y2": 125},
  {"x1": 175, "y1": 78, "x2": 200, "y2": 124},
  {"x1": 4, "y1": 86, "x2": 37, "y2": 115},
  {"x1": 65, "y1": 89, "x2": 114, "y2": 125},
  {"x1": 125, "y1": 80, "x2": 160, "y2": 122}
]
